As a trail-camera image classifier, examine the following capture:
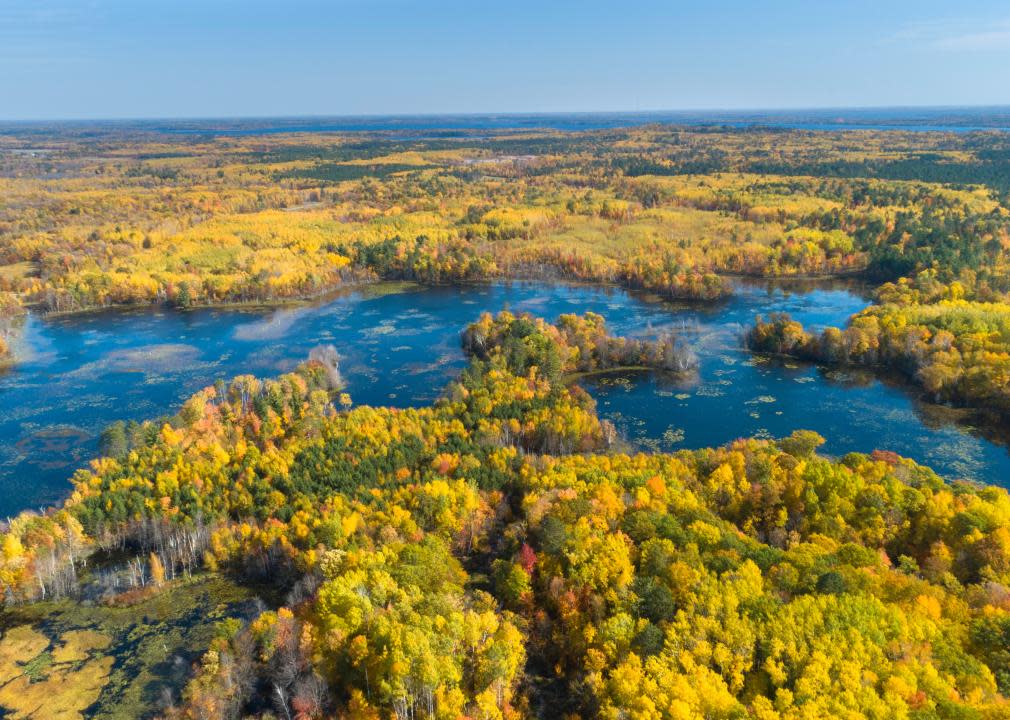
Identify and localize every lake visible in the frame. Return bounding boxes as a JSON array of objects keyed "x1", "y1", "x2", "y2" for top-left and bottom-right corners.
[
  {"x1": 2, "y1": 279, "x2": 1009, "y2": 517},
  {"x1": 15, "y1": 109, "x2": 1010, "y2": 139}
]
